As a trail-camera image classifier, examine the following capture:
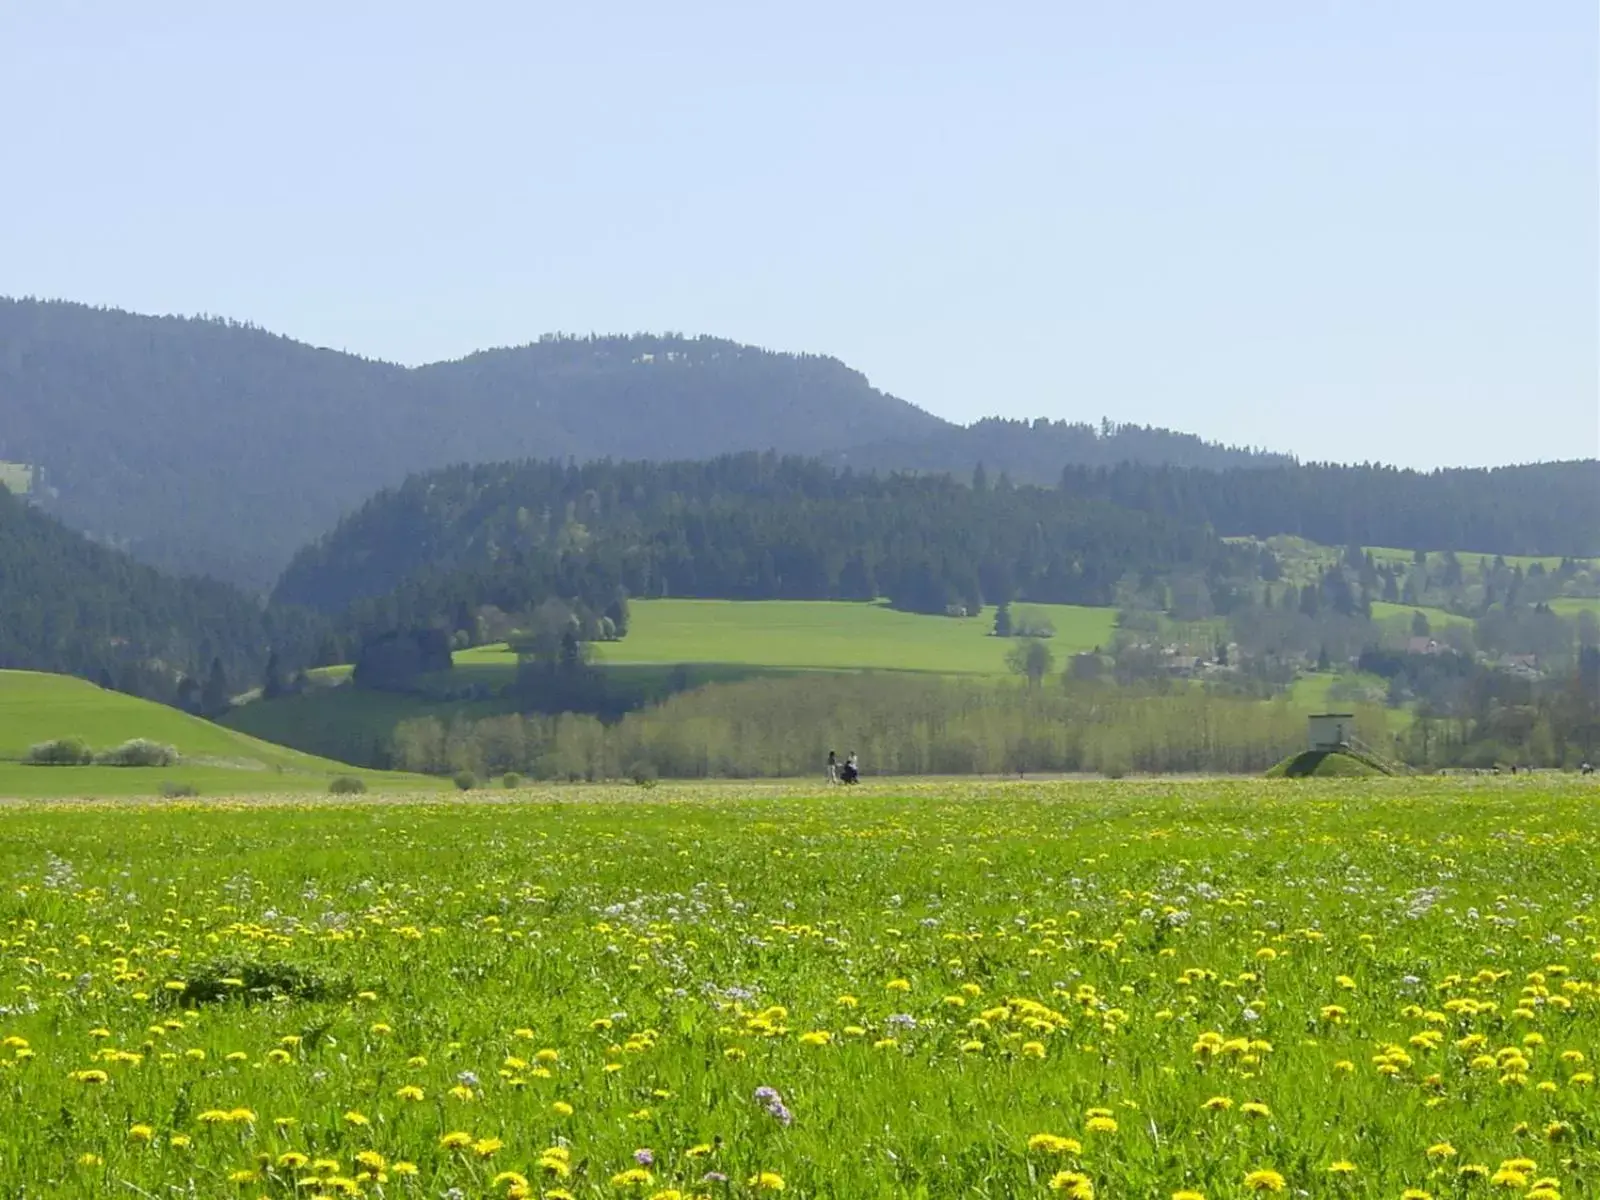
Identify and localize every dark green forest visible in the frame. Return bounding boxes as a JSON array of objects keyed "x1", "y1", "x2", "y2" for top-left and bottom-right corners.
[
  {"x1": 275, "y1": 449, "x2": 1600, "y2": 643},
  {"x1": 3, "y1": 298, "x2": 1296, "y2": 589},
  {"x1": 847, "y1": 416, "x2": 1294, "y2": 478},
  {"x1": 0, "y1": 487, "x2": 318, "y2": 708},
  {"x1": 1060, "y1": 460, "x2": 1600, "y2": 558},
  {"x1": 275, "y1": 454, "x2": 1235, "y2": 631}
]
